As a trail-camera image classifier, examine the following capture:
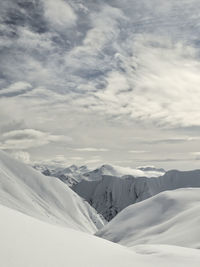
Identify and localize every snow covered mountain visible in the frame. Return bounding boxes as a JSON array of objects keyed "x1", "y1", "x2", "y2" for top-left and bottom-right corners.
[
  {"x1": 73, "y1": 169, "x2": 200, "y2": 221},
  {"x1": 83, "y1": 164, "x2": 165, "y2": 180},
  {"x1": 34, "y1": 162, "x2": 200, "y2": 221},
  {"x1": 1, "y1": 203, "x2": 200, "y2": 267},
  {"x1": 34, "y1": 163, "x2": 90, "y2": 187},
  {"x1": 34, "y1": 163, "x2": 165, "y2": 186},
  {"x1": 0, "y1": 150, "x2": 104, "y2": 233},
  {"x1": 97, "y1": 188, "x2": 200, "y2": 249}
]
